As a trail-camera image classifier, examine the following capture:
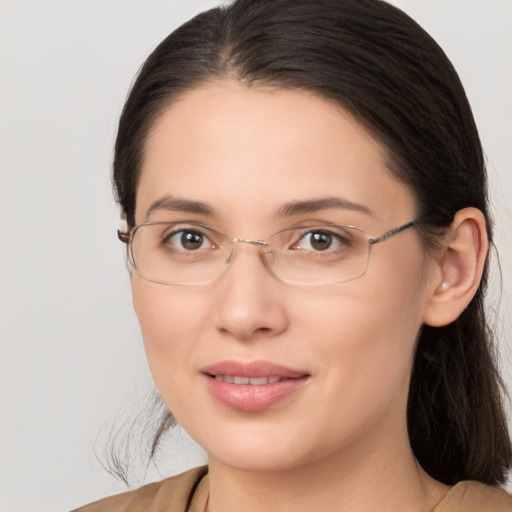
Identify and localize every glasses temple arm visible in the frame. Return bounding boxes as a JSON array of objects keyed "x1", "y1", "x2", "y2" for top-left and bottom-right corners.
[{"x1": 368, "y1": 217, "x2": 425, "y2": 245}]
